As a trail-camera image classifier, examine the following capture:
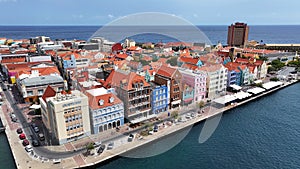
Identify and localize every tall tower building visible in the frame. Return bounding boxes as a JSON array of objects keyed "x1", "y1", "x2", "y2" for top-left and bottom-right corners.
[{"x1": 227, "y1": 22, "x2": 249, "y2": 47}]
